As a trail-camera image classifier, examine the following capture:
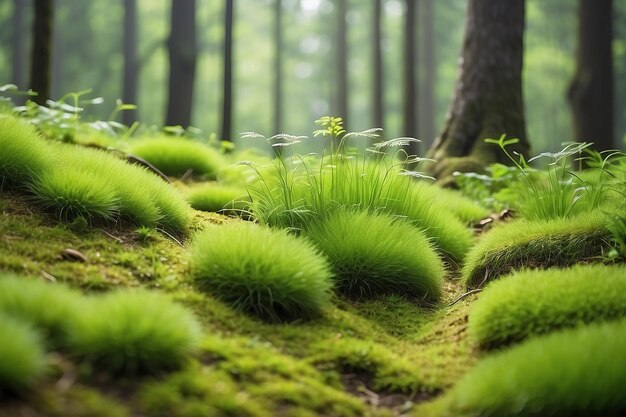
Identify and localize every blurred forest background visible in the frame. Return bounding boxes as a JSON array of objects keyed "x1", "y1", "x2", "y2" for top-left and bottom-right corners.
[{"x1": 1, "y1": 0, "x2": 625, "y2": 153}]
